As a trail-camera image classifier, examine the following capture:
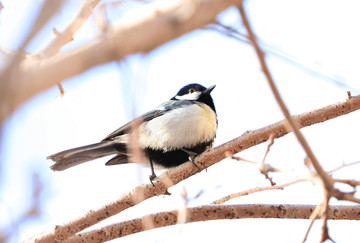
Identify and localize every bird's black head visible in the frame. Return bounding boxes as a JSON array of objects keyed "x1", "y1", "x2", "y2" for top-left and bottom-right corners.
[{"x1": 171, "y1": 83, "x2": 216, "y2": 113}]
